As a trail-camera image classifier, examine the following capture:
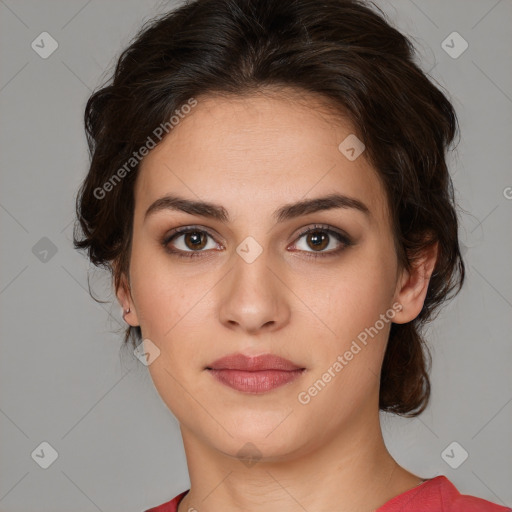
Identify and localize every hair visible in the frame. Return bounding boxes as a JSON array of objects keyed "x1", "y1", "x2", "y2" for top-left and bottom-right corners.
[{"x1": 73, "y1": 0, "x2": 465, "y2": 417}]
